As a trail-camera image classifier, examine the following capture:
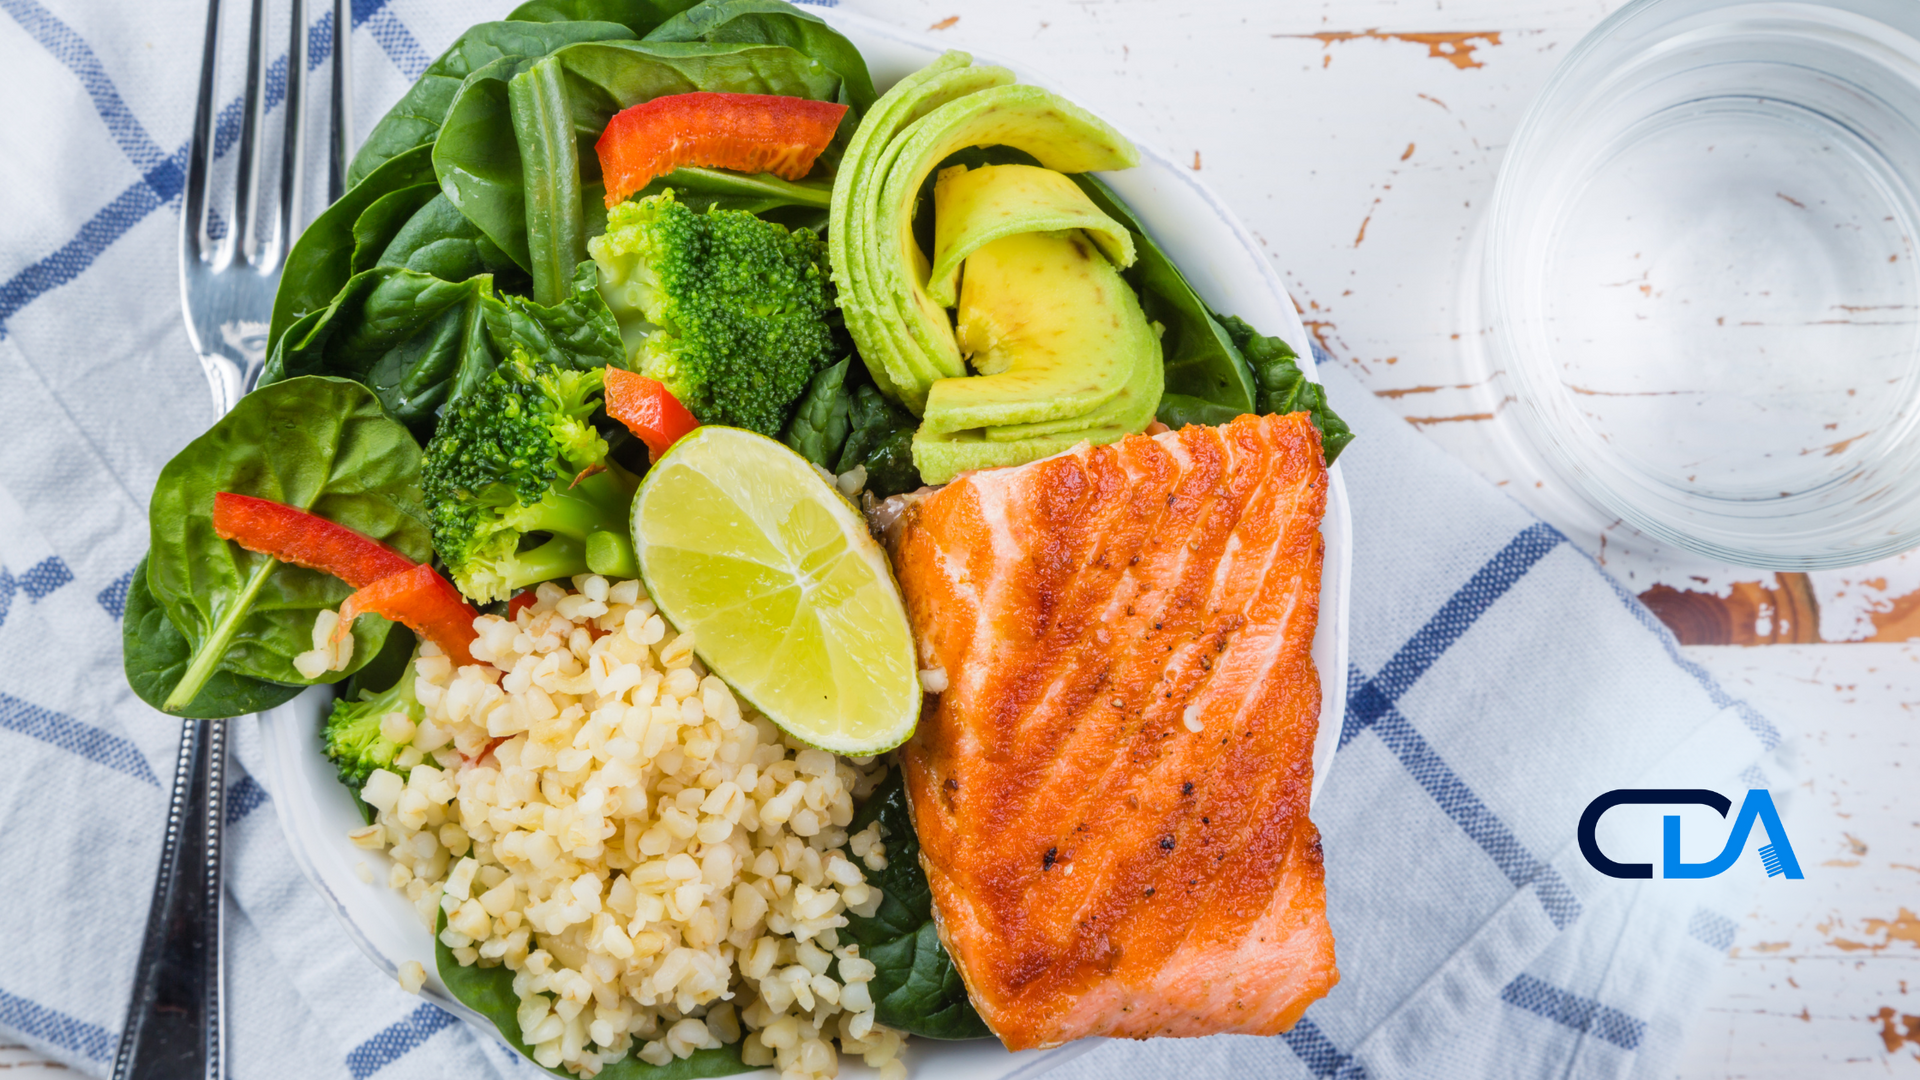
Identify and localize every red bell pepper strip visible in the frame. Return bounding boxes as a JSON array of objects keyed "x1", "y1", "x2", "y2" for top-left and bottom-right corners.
[
  {"x1": 597, "y1": 91, "x2": 849, "y2": 208},
  {"x1": 603, "y1": 367, "x2": 700, "y2": 463},
  {"x1": 333, "y1": 564, "x2": 481, "y2": 668},
  {"x1": 212, "y1": 492, "x2": 418, "y2": 589},
  {"x1": 507, "y1": 590, "x2": 540, "y2": 618}
]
